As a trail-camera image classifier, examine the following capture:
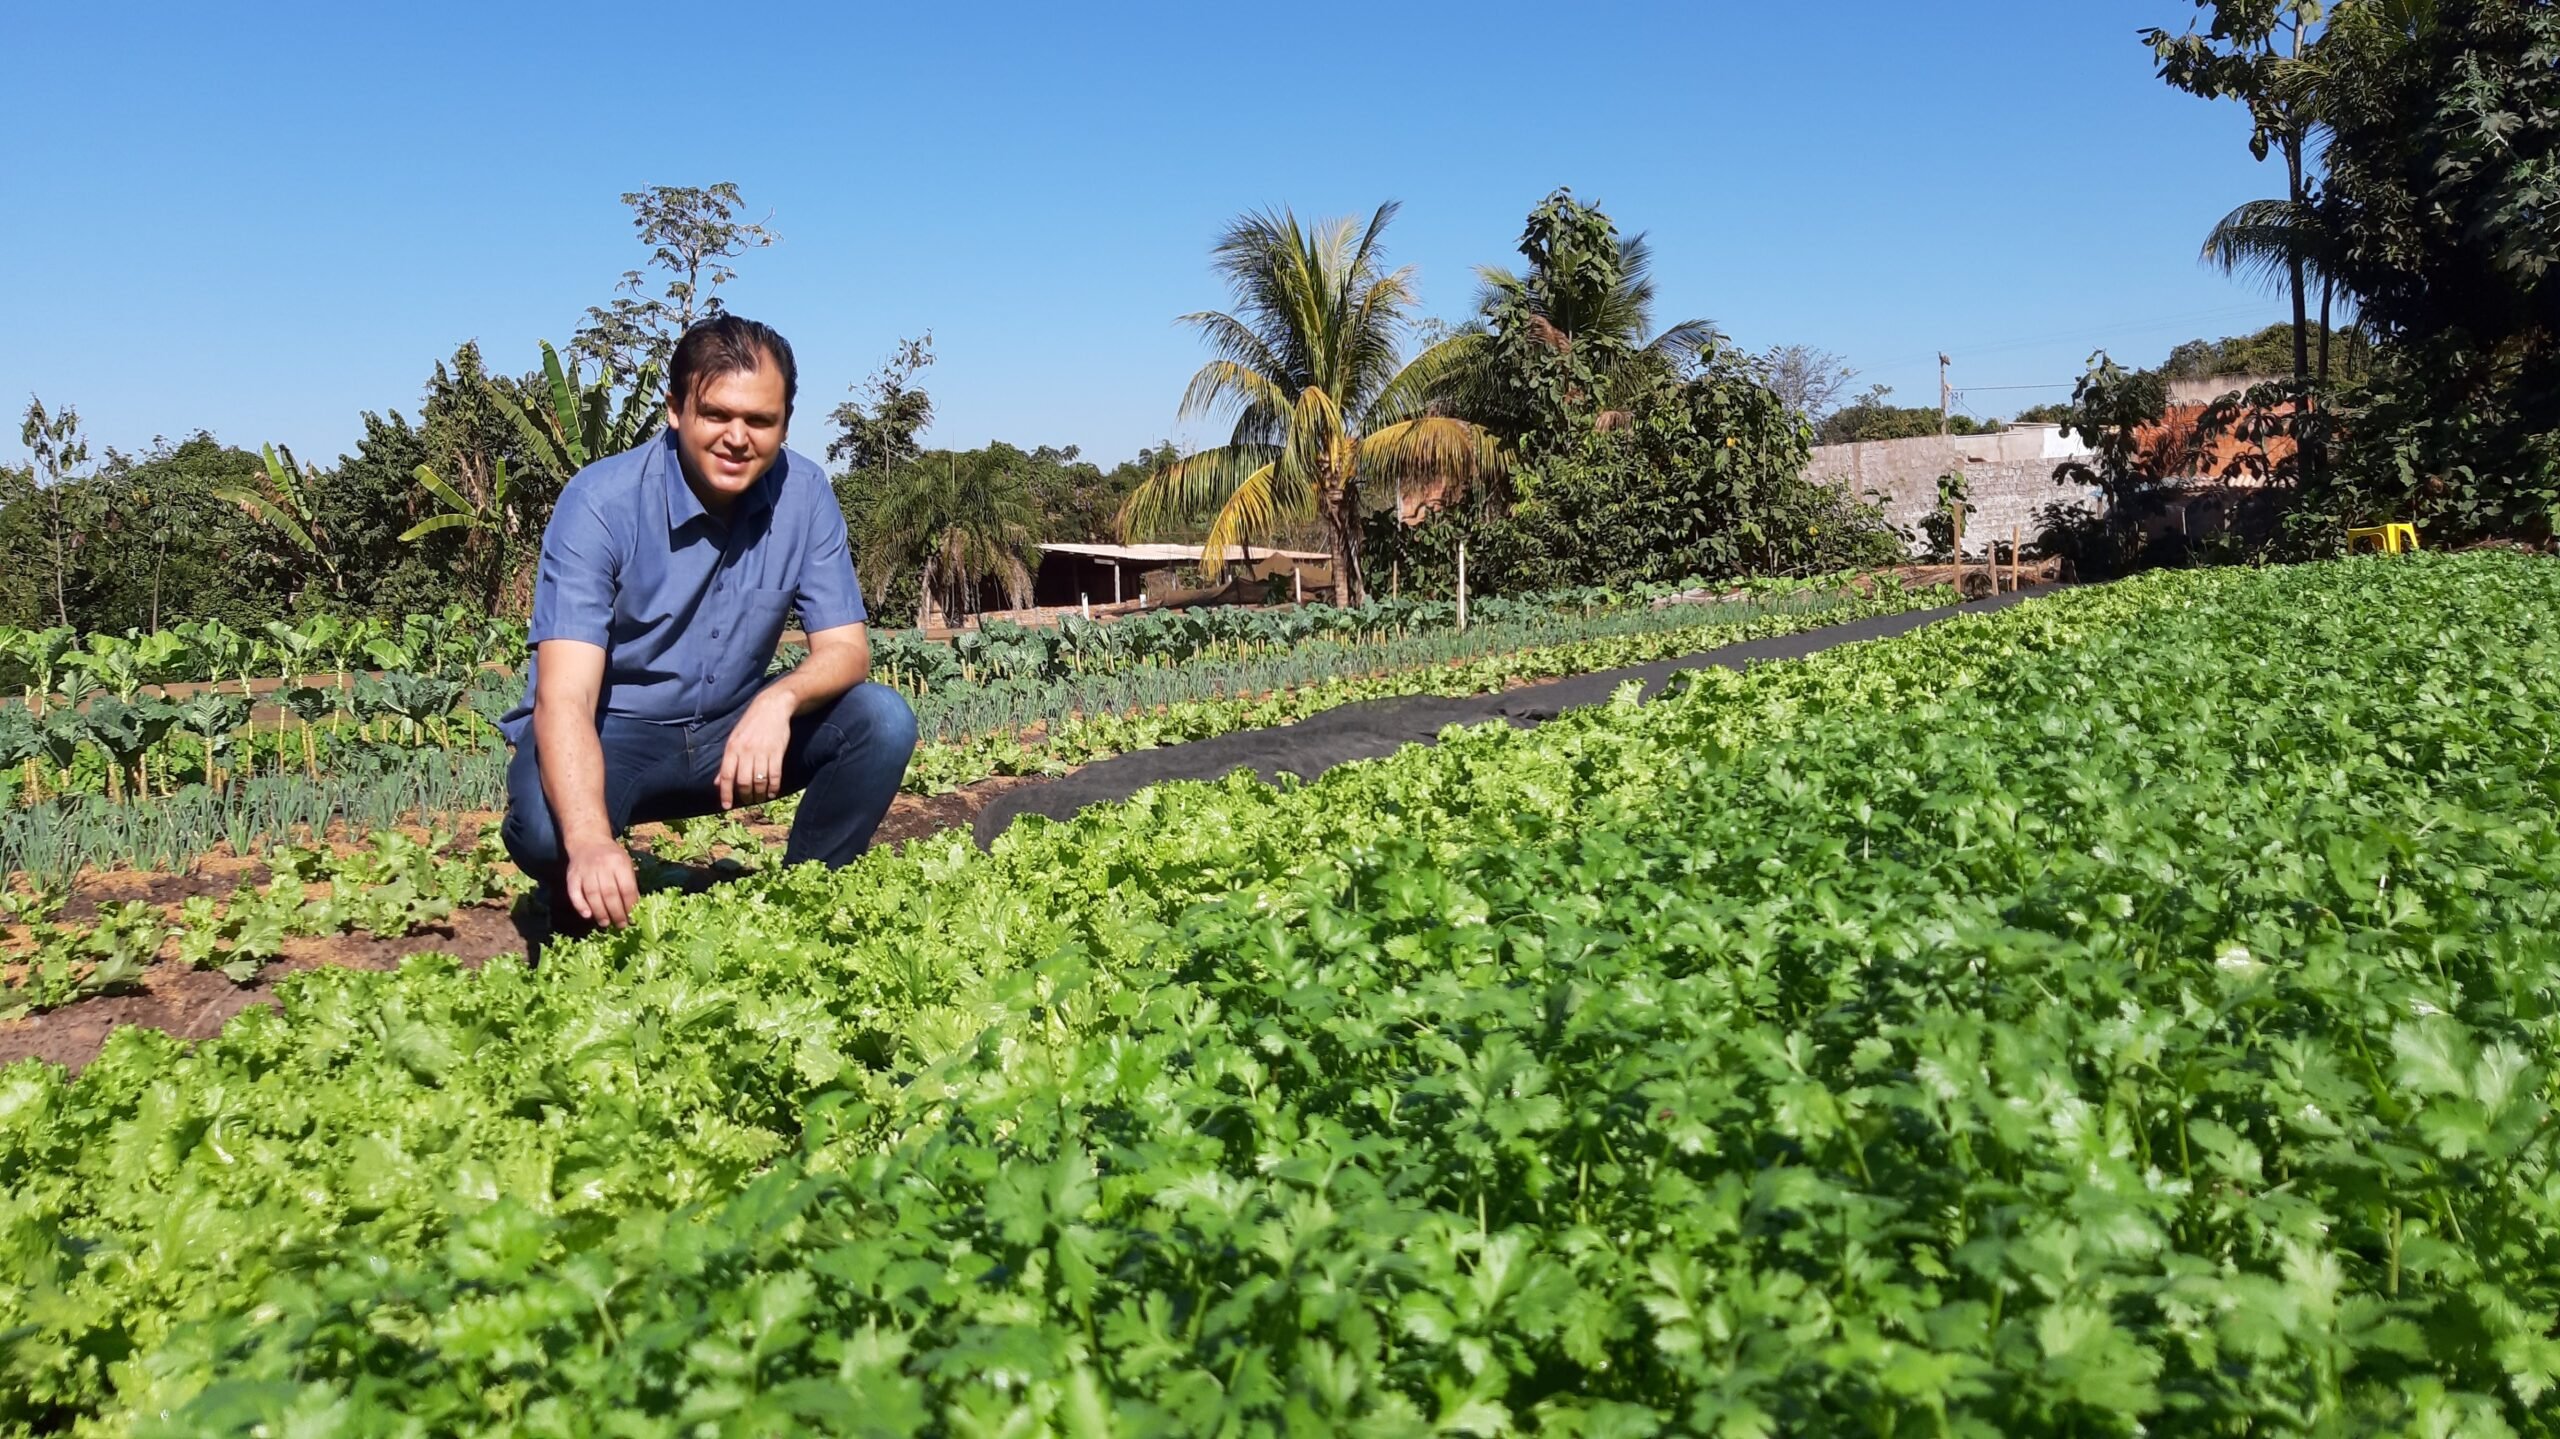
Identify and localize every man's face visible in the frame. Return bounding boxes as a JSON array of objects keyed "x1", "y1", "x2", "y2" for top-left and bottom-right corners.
[{"x1": 668, "y1": 361, "x2": 789, "y2": 508}]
